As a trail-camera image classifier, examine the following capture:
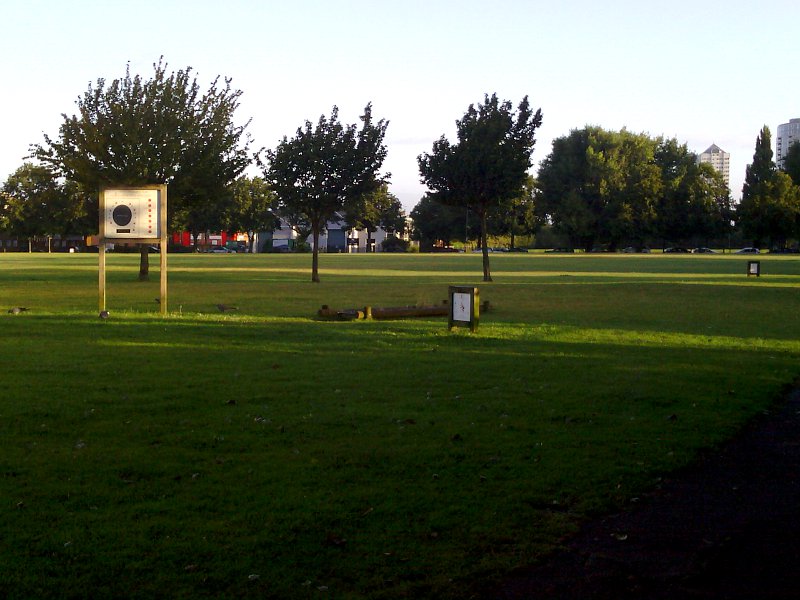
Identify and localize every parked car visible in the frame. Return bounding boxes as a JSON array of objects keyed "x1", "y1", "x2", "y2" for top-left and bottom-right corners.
[
  {"x1": 545, "y1": 248, "x2": 574, "y2": 253},
  {"x1": 664, "y1": 247, "x2": 690, "y2": 253},
  {"x1": 209, "y1": 246, "x2": 234, "y2": 253},
  {"x1": 692, "y1": 247, "x2": 717, "y2": 254},
  {"x1": 735, "y1": 247, "x2": 760, "y2": 254}
]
